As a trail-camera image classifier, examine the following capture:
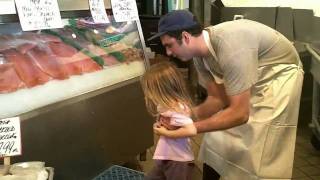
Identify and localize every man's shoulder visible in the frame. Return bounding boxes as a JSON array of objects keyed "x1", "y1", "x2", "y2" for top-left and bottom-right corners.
[
  {"x1": 205, "y1": 21, "x2": 238, "y2": 39},
  {"x1": 208, "y1": 19, "x2": 260, "y2": 33}
]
